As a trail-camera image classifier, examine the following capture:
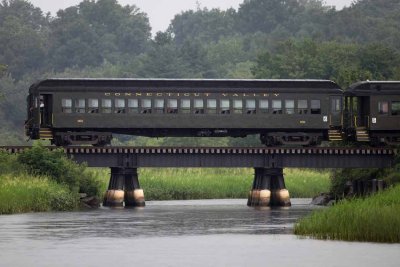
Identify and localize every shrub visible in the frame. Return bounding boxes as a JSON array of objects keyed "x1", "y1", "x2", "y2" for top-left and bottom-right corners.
[
  {"x1": 0, "y1": 150, "x2": 23, "y2": 175},
  {"x1": 0, "y1": 174, "x2": 78, "y2": 214},
  {"x1": 17, "y1": 143, "x2": 102, "y2": 196},
  {"x1": 330, "y1": 152, "x2": 400, "y2": 197}
]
